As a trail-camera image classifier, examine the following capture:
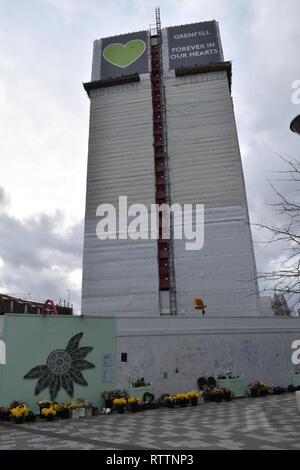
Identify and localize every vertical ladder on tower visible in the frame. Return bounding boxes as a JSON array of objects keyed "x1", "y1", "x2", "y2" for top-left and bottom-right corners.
[{"x1": 150, "y1": 7, "x2": 177, "y2": 316}]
